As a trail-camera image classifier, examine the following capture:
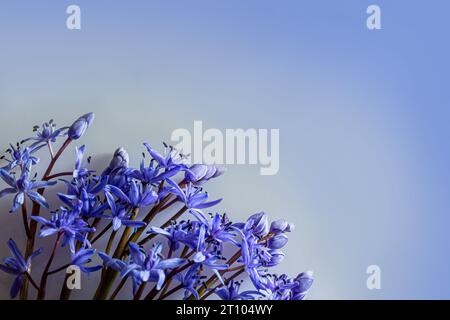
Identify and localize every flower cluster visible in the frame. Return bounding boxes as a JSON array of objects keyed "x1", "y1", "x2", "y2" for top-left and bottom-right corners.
[{"x1": 0, "y1": 113, "x2": 313, "y2": 300}]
